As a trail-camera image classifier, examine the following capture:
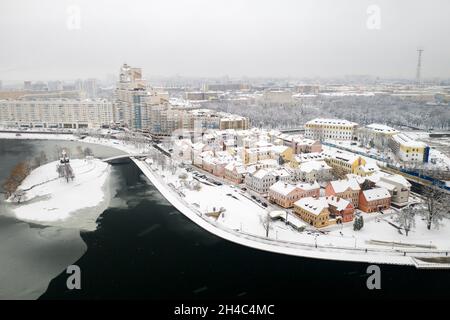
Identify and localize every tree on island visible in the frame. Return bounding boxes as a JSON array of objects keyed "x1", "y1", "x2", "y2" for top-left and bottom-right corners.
[
  {"x1": 395, "y1": 205, "x2": 417, "y2": 236},
  {"x1": 422, "y1": 185, "x2": 449, "y2": 230},
  {"x1": 2, "y1": 162, "x2": 31, "y2": 198}
]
